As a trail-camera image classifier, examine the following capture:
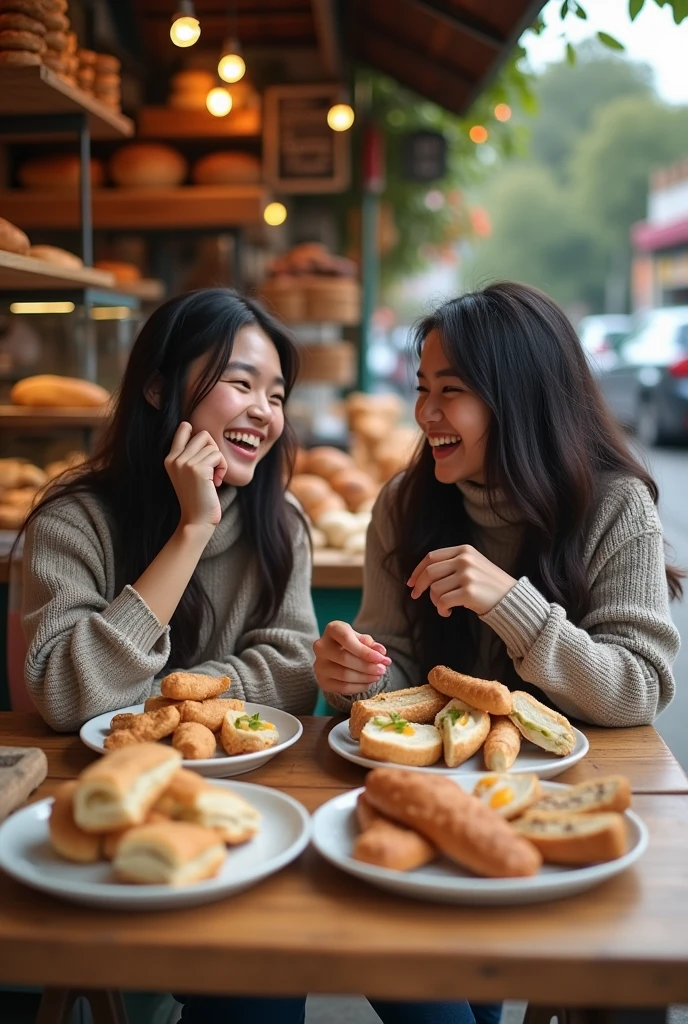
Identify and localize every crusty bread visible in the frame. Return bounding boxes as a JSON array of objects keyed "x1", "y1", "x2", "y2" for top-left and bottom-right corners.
[
  {"x1": 28, "y1": 244, "x2": 82, "y2": 268},
  {"x1": 220, "y1": 709, "x2": 279, "y2": 756},
  {"x1": 349, "y1": 684, "x2": 448, "y2": 740},
  {"x1": 353, "y1": 794, "x2": 437, "y2": 872},
  {"x1": 49, "y1": 781, "x2": 101, "y2": 863},
  {"x1": 512, "y1": 811, "x2": 628, "y2": 865},
  {"x1": 428, "y1": 666, "x2": 513, "y2": 715},
  {"x1": 483, "y1": 716, "x2": 521, "y2": 772},
  {"x1": 180, "y1": 697, "x2": 244, "y2": 731},
  {"x1": 509, "y1": 691, "x2": 576, "y2": 756},
  {"x1": 74, "y1": 743, "x2": 182, "y2": 833},
  {"x1": 113, "y1": 820, "x2": 226, "y2": 885},
  {"x1": 109, "y1": 143, "x2": 187, "y2": 188},
  {"x1": 472, "y1": 773, "x2": 542, "y2": 820},
  {"x1": 359, "y1": 715, "x2": 442, "y2": 767},
  {"x1": 10, "y1": 375, "x2": 110, "y2": 408},
  {"x1": 525, "y1": 776, "x2": 632, "y2": 817},
  {"x1": 365, "y1": 768, "x2": 542, "y2": 878},
  {"x1": 160, "y1": 672, "x2": 230, "y2": 701},
  {"x1": 154, "y1": 768, "x2": 260, "y2": 845},
  {"x1": 434, "y1": 698, "x2": 490, "y2": 768},
  {"x1": 0, "y1": 216, "x2": 30, "y2": 255}
]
